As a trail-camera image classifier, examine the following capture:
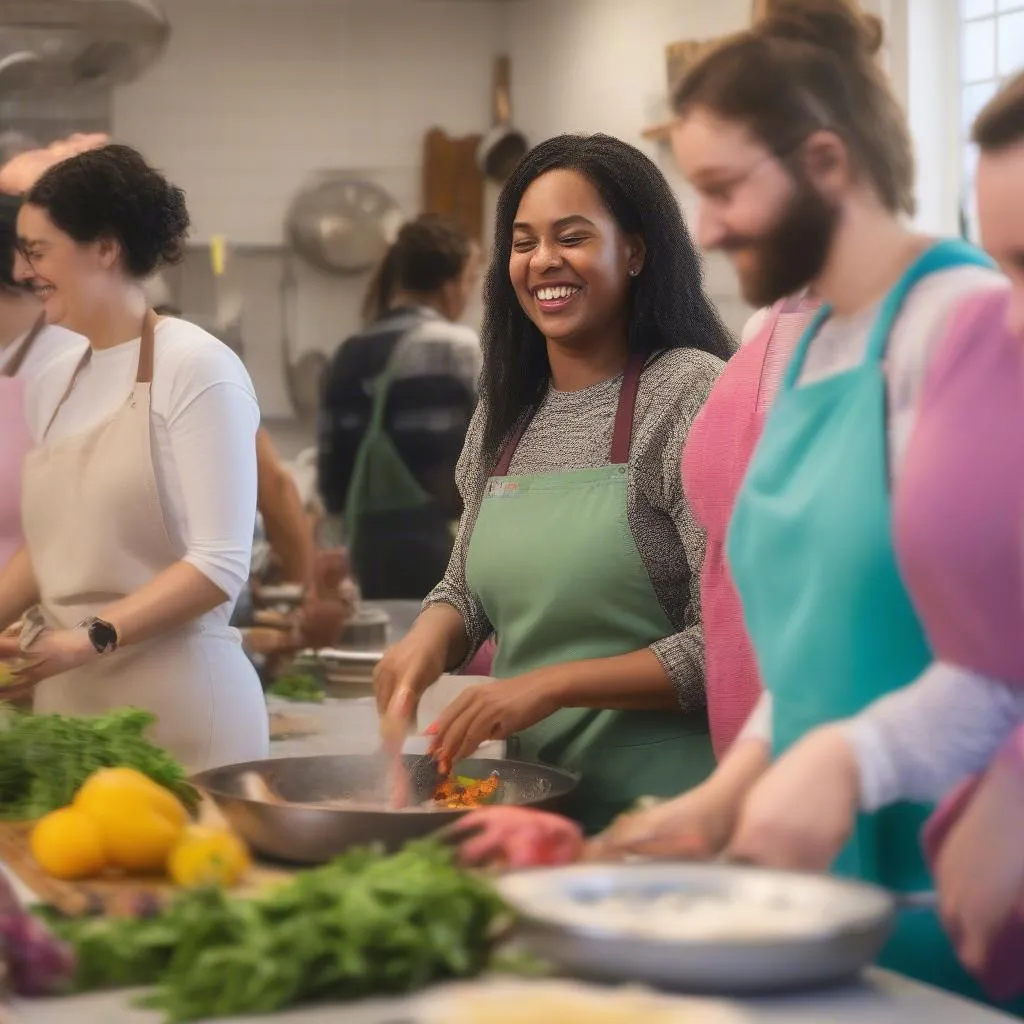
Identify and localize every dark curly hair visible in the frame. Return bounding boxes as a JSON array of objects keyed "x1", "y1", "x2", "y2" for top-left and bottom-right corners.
[
  {"x1": 480, "y1": 133, "x2": 734, "y2": 458},
  {"x1": 361, "y1": 213, "x2": 472, "y2": 325},
  {"x1": 24, "y1": 144, "x2": 190, "y2": 279}
]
